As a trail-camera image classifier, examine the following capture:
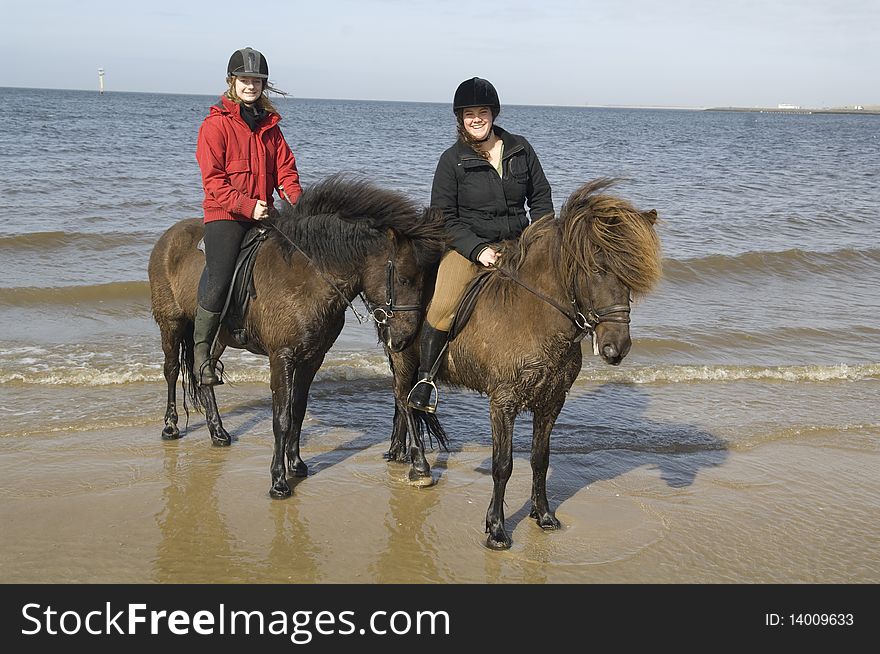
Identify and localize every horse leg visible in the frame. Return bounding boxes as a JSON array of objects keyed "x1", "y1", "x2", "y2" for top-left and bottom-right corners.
[
  {"x1": 386, "y1": 404, "x2": 409, "y2": 462},
  {"x1": 202, "y1": 384, "x2": 231, "y2": 446},
  {"x1": 160, "y1": 321, "x2": 185, "y2": 439},
  {"x1": 407, "y1": 410, "x2": 432, "y2": 481},
  {"x1": 285, "y1": 357, "x2": 322, "y2": 478},
  {"x1": 269, "y1": 352, "x2": 295, "y2": 498},
  {"x1": 384, "y1": 348, "x2": 417, "y2": 462},
  {"x1": 380, "y1": 346, "x2": 434, "y2": 481},
  {"x1": 485, "y1": 398, "x2": 516, "y2": 550},
  {"x1": 529, "y1": 400, "x2": 564, "y2": 530}
]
